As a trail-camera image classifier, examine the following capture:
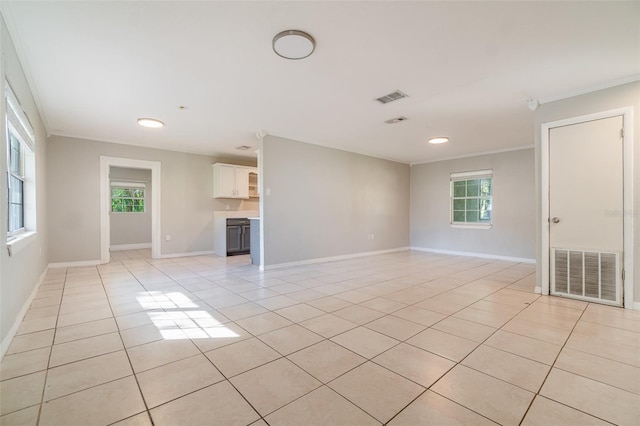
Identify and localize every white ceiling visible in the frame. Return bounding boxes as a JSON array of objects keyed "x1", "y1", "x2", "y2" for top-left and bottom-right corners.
[{"x1": 2, "y1": 1, "x2": 639, "y2": 164}]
